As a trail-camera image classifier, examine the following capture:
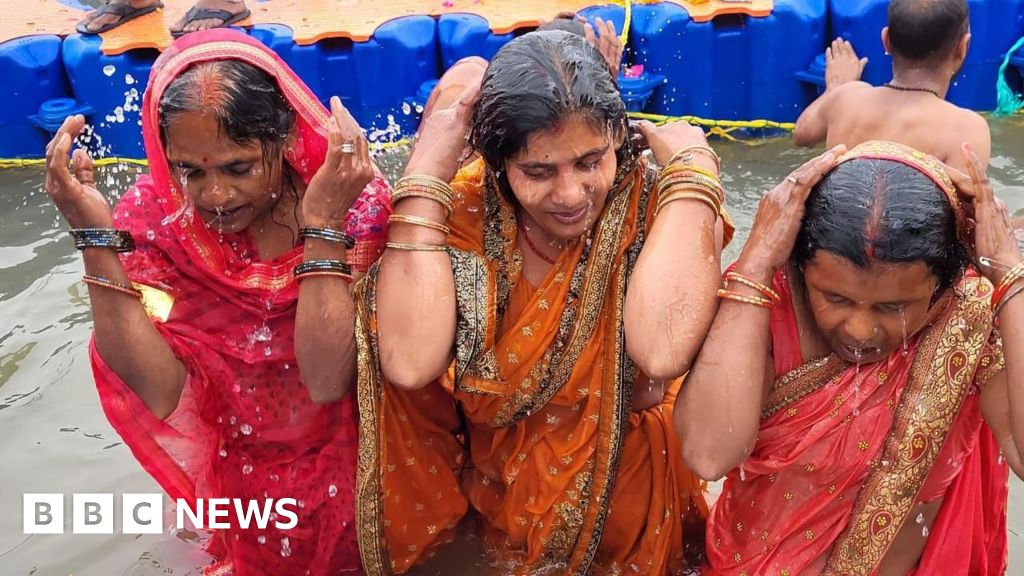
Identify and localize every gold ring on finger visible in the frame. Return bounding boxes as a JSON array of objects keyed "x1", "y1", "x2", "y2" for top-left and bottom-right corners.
[{"x1": 786, "y1": 176, "x2": 798, "y2": 185}]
